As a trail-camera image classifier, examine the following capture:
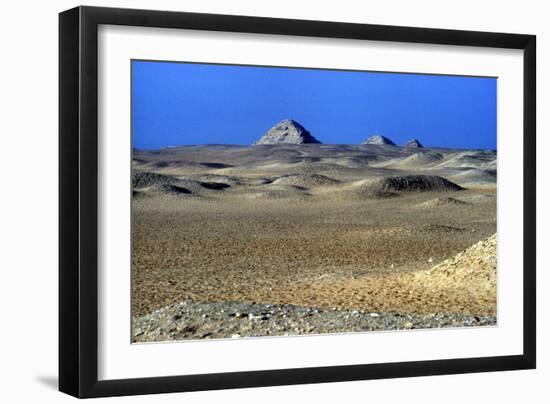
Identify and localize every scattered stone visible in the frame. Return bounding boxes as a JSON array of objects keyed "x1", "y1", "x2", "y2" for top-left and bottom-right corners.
[{"x1": 132, "y1": 301, "x2": 496, "y2": 343}]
